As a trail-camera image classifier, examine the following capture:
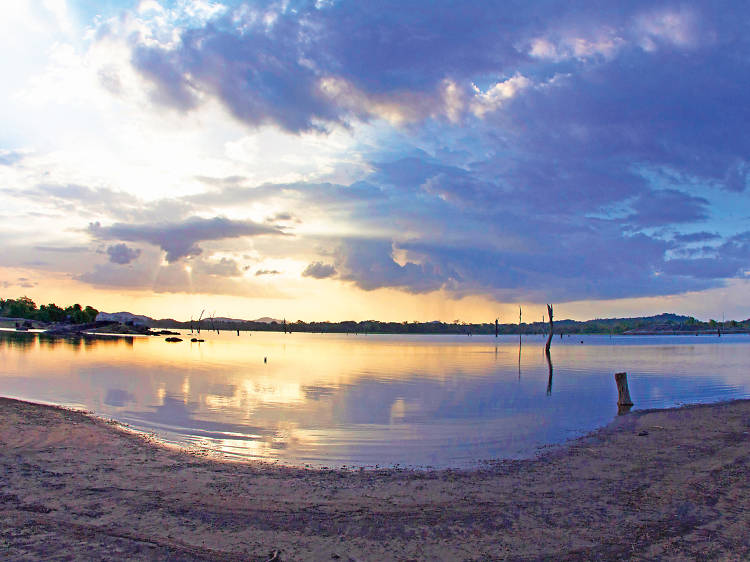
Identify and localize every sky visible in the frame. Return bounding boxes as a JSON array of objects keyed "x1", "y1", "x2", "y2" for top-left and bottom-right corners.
[{"x1": 2, "y1": 0, "x2": 750, "y2": 323}]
